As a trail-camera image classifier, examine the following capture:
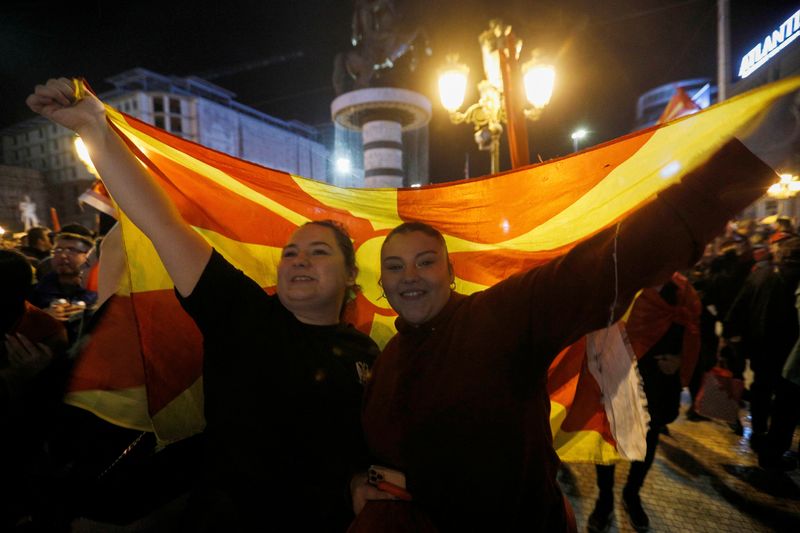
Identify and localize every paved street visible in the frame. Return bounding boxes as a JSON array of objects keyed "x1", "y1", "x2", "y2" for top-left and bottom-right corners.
[
  {"x1": 560, "y1": 393, "x2": 800, "y2": 532},
  {"x1": 72, "y1": 391, "x2": 800, "y2": 532}
]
